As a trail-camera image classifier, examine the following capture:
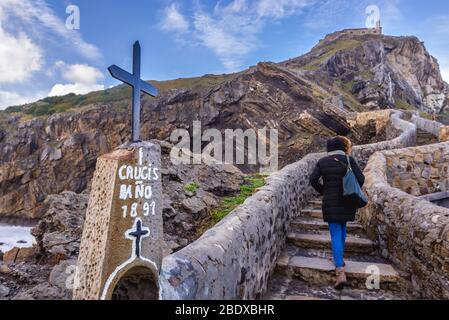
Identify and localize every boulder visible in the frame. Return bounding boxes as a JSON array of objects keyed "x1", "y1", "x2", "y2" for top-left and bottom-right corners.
[
  {"x1": 0, "y1": 284, "x2": 10, "y2": 298},
  {"x1": 3, "y1": 247, "x2": 36, "y2": 265},
  {"x1": 182, "y1": 197, "x2": 207, "y2": 214}
]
